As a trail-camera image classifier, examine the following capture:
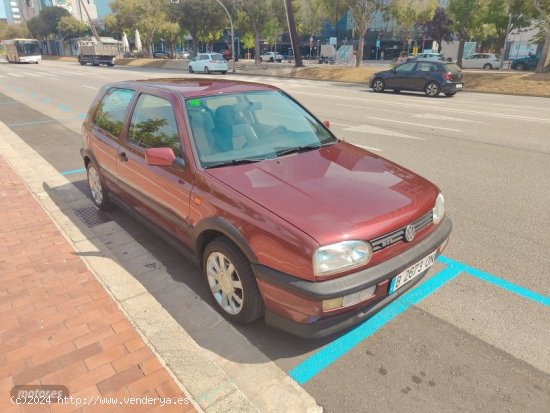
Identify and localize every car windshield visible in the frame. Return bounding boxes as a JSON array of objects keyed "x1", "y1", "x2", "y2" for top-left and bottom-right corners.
[{"x1": 185, "y1": 91, "x2": 337, "y2": 168}]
